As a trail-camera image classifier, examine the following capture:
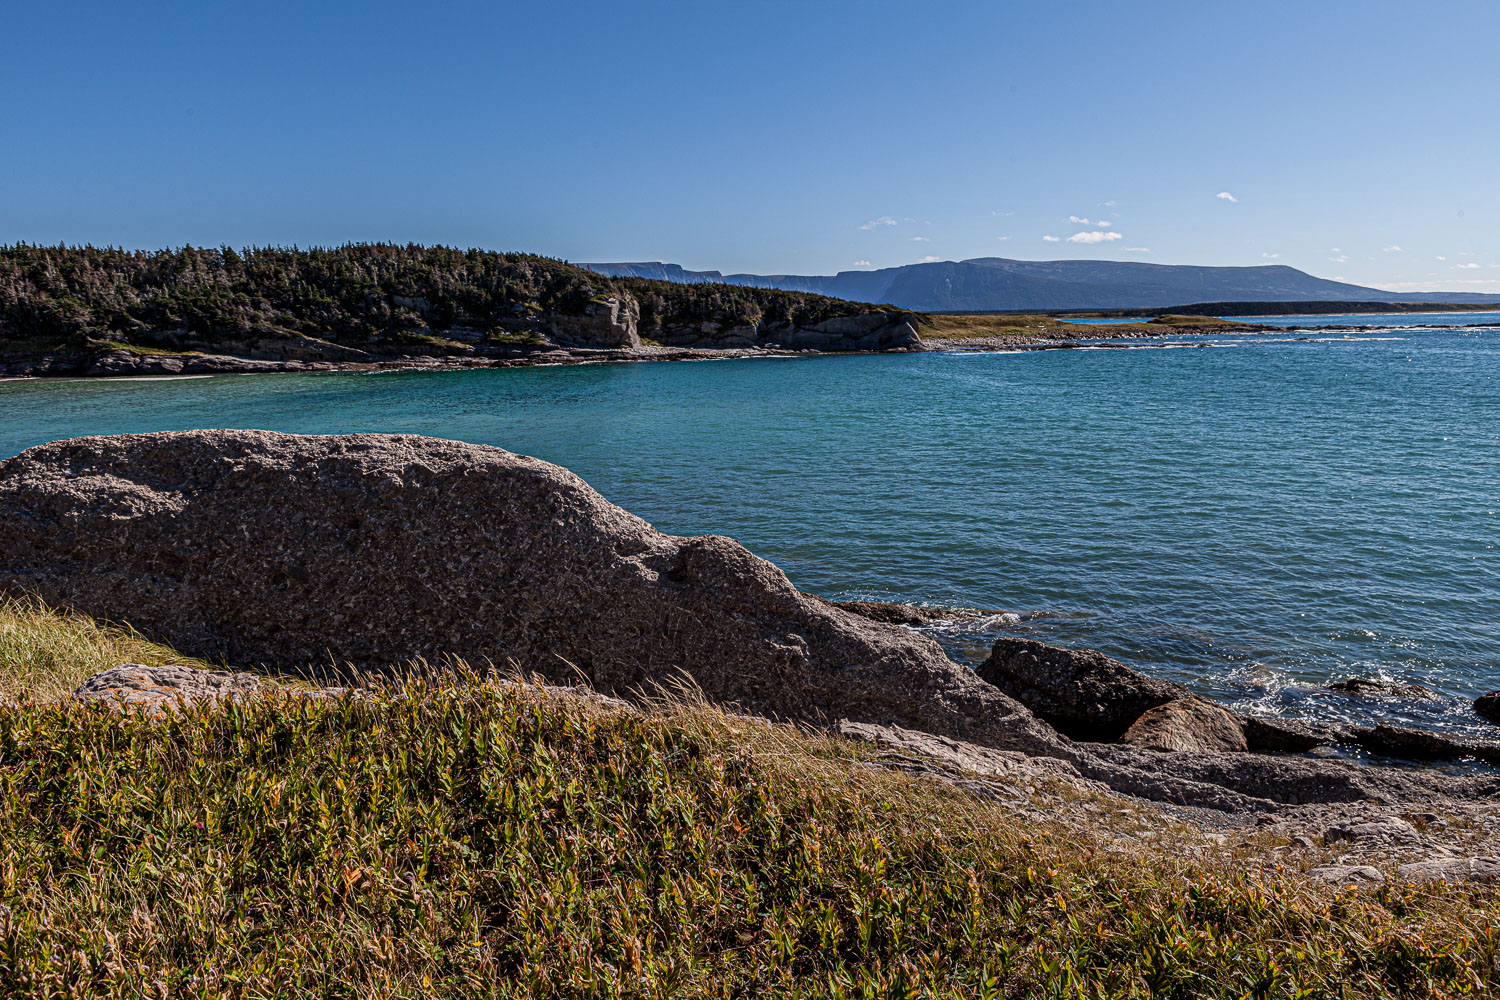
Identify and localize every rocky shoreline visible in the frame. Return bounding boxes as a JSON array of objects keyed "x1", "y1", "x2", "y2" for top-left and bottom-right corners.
[
  {"x1": 7, "y1": 317, "x2": 1493, "y2": 381},
  {"x1": 3, "y1": 428, "x2": 1498, "y2": 882}
]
